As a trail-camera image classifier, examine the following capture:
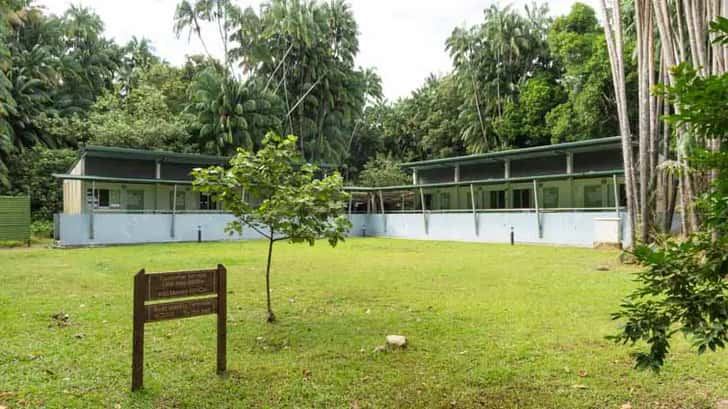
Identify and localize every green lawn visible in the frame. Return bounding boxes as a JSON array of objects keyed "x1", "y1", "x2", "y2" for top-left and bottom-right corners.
[{"x1": 1, "y1": 239, "x2": 727, "y2": 408}]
